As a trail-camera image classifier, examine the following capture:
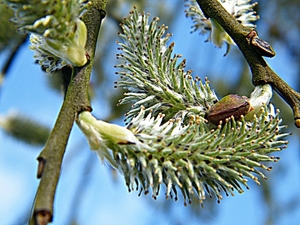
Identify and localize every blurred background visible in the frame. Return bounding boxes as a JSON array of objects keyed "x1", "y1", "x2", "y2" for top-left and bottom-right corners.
[{"x1": 0, "y1": 0, "x2": 299, "y2": 224}]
